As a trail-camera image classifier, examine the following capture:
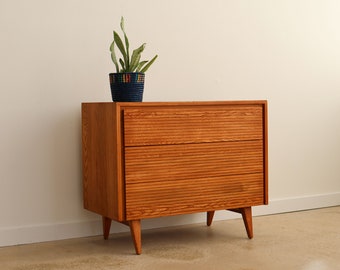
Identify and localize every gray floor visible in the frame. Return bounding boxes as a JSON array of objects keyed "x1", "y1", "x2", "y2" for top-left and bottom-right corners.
[{"x1": 1, "y1": 206, "x2": 339, "y2": 270}]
